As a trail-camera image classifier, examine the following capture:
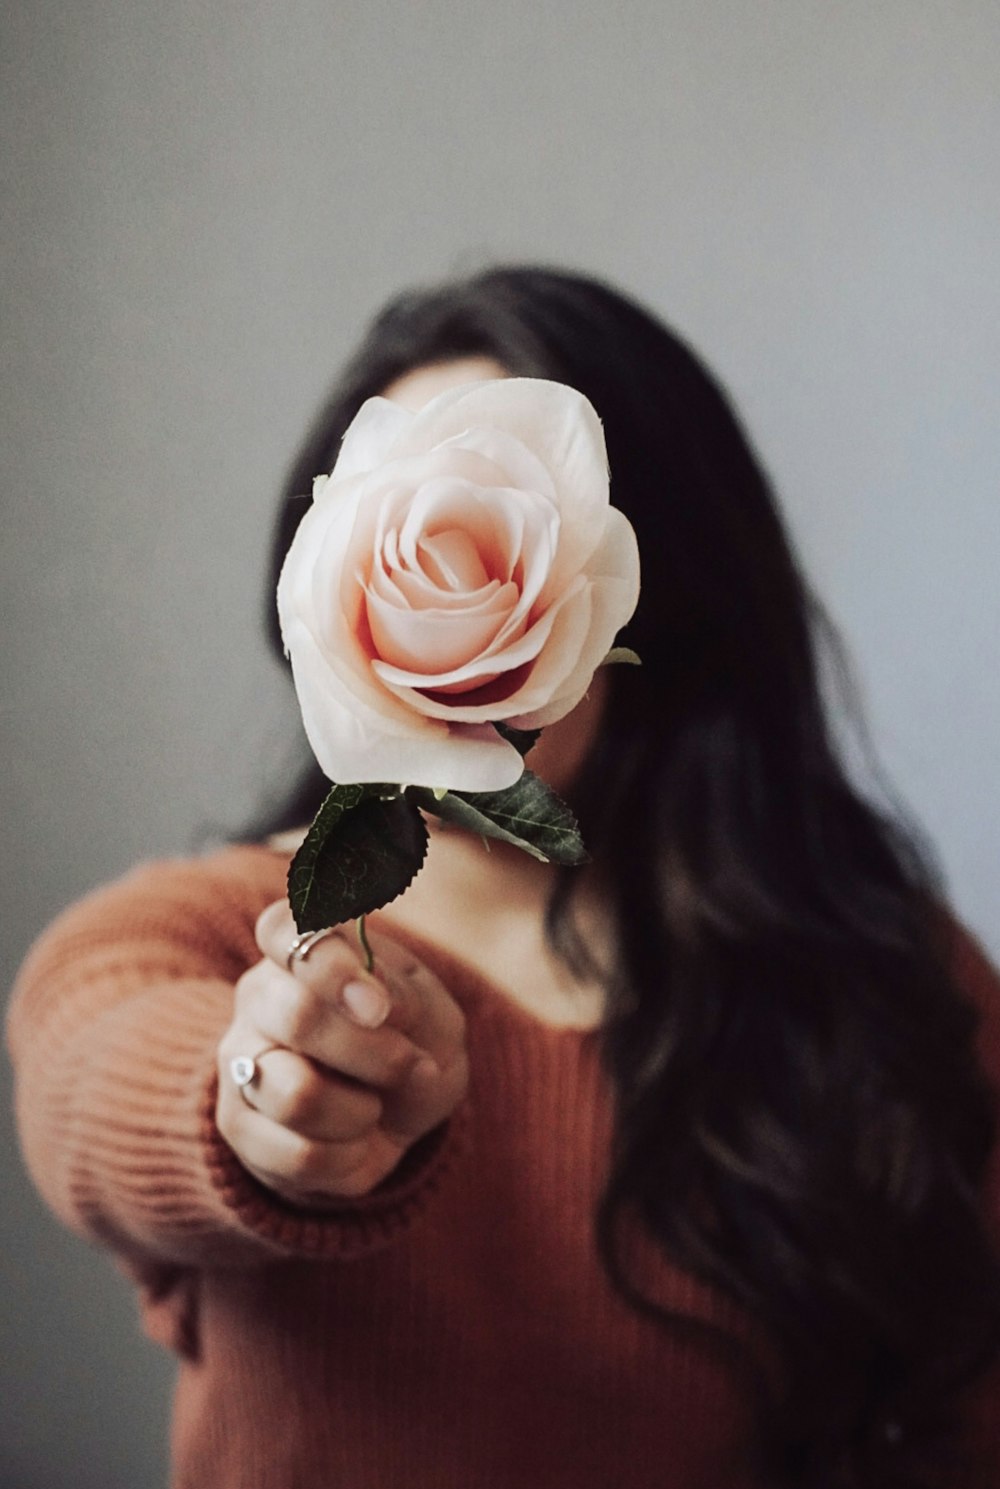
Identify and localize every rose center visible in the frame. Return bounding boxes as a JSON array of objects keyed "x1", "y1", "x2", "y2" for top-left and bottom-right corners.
[{"x1": 417, "y1": 529, "x2": 492, "y2": 592}]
